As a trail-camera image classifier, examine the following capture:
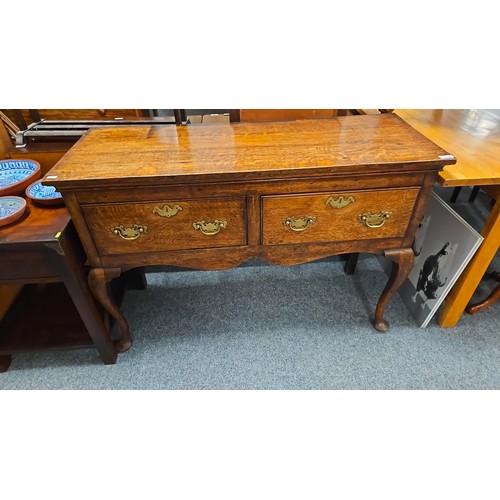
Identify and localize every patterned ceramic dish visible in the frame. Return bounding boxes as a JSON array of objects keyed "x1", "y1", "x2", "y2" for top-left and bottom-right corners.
[
  {"x1": 25, "y1": 179, "x2": 64, "y2": 206},
  {"x1": 0, "y1": 196, "x2": 27, "y2": 227},
  {"x1": 0, "y1": 159, "x2": 41, "y2": 196}
]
